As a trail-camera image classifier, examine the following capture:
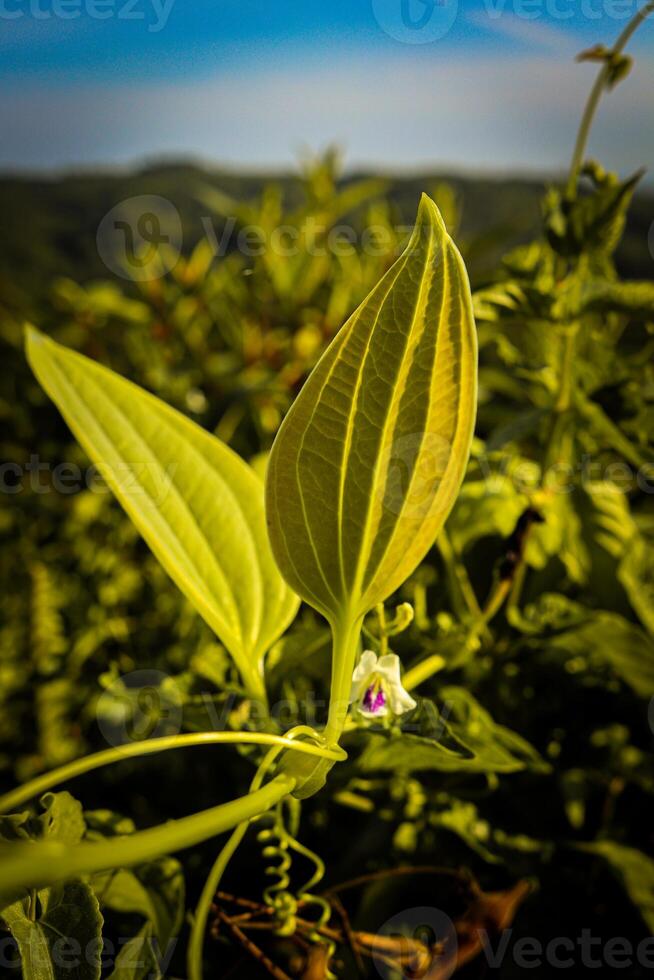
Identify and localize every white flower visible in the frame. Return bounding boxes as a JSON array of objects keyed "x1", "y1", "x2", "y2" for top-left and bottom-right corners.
[{"x1": 349, "y1": 650, "x2": 416, "y2": 720}]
